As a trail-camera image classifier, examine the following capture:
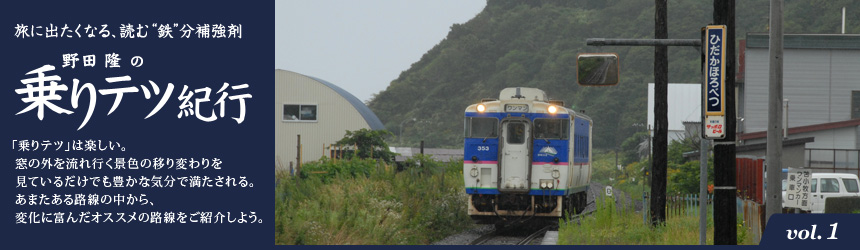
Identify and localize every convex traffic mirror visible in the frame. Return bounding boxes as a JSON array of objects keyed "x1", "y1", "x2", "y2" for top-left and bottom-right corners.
[{"x1": 576, "y1": 53, "x2": 620, "y2": 86}]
